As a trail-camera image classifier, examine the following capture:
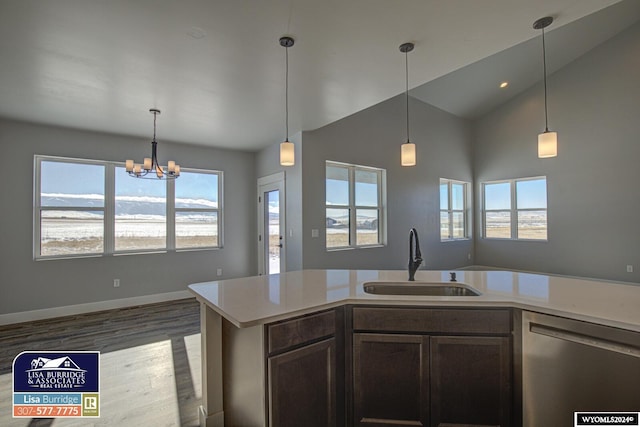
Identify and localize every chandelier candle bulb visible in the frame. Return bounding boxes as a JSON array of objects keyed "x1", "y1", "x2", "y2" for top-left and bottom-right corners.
[
  {"x1": 168, "y1": 161, "x2": 175, "y2": 172},
  {"x1": 133, "y1": 164, "x2": 141, "y2": 174},
  {"x1": 125, "y1": 159, "x2": 134, "y2": 172},
  {"x1": 143, "y1": 157, "x2": 152, "y2": 170},
  {"x1": 174, "y1": 165, "x2": 180, "y2": 176}
]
